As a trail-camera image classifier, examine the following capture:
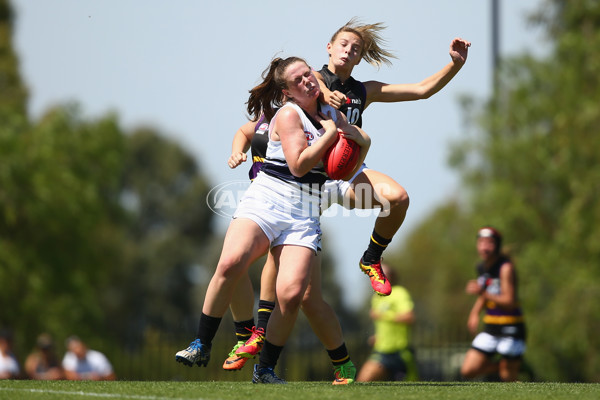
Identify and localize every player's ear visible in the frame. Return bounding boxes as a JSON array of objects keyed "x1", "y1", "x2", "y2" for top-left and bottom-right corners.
[{"x1": 326, "y1": 42, "x2": 333, "y2": 56}]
